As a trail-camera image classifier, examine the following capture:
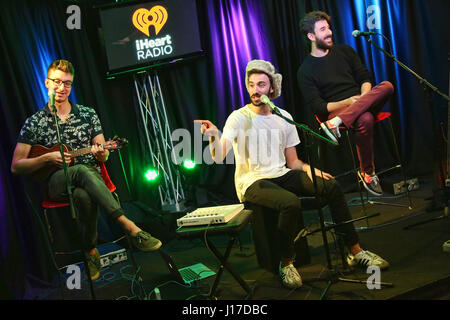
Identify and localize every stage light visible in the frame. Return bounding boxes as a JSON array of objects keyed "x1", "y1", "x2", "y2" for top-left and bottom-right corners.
[
  {"x1": 182, "y1": 159, "x2": 196, "y2": 170},
  {"x1": 144, "y1": 168, "x2": 159, "y2": 182}
]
